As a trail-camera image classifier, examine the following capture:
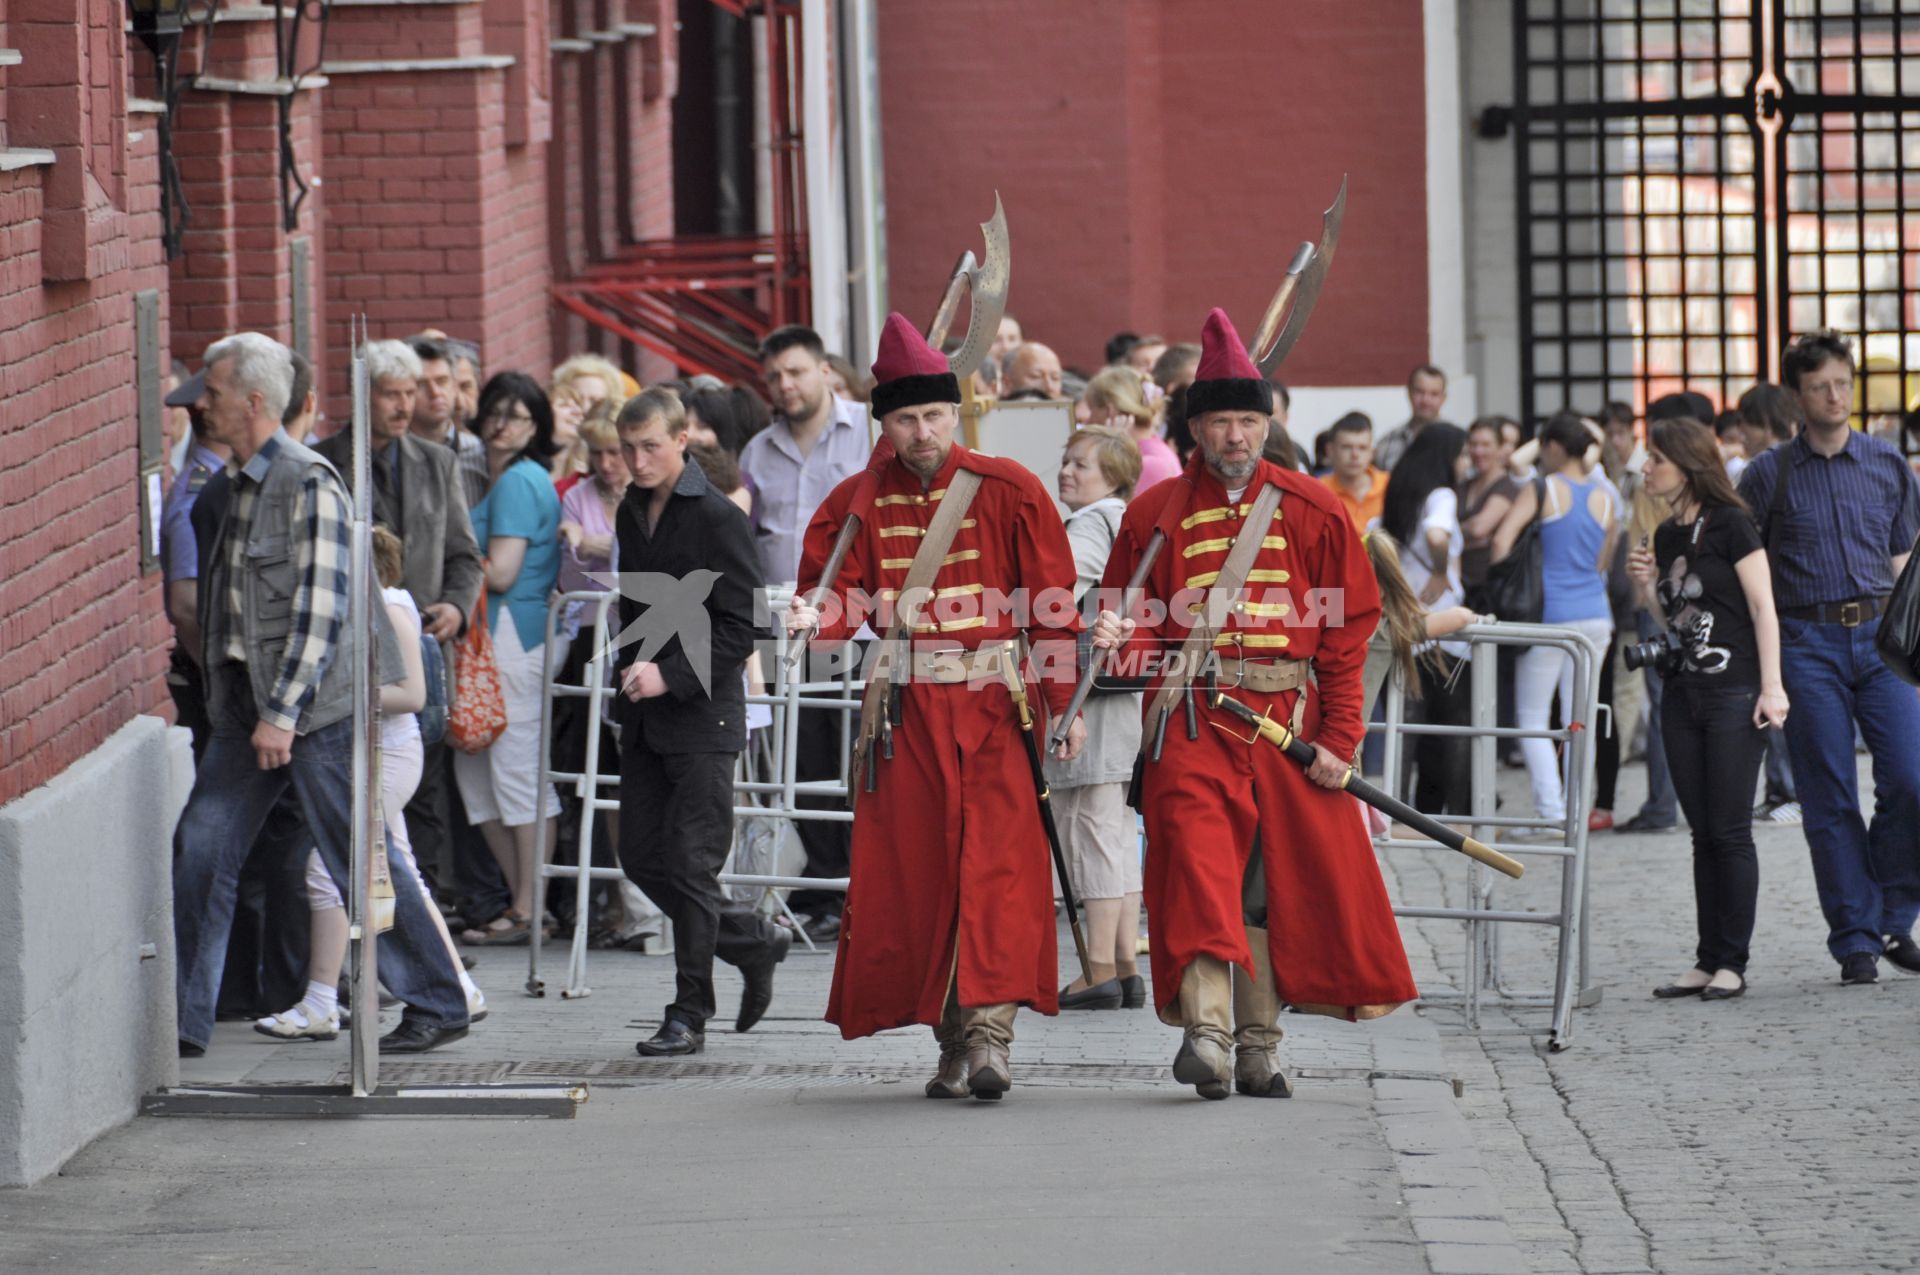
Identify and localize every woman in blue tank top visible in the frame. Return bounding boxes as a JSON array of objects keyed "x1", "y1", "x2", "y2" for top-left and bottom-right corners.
[{"x1": 1491, "y1": 413, "x2": 1619, "y2": 826}]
